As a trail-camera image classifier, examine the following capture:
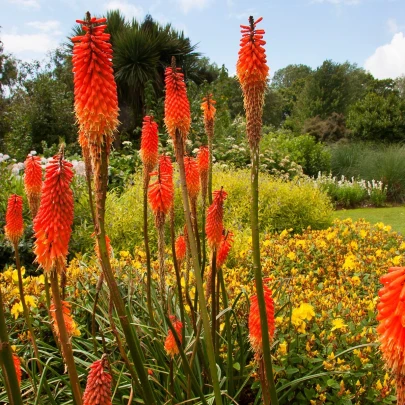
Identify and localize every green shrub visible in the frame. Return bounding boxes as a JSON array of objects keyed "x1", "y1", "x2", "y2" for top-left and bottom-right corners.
[
  {"x1": 261, "y1": 131, "x2": 331, "y2": 177},
  {"x1": 103, "y1": 169, "x2": 333, "y2": 251}
]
